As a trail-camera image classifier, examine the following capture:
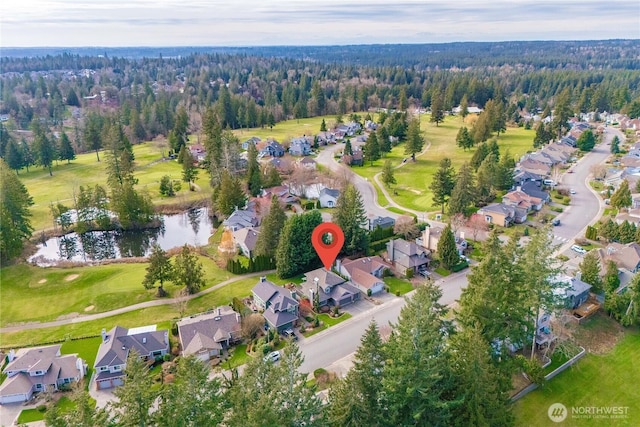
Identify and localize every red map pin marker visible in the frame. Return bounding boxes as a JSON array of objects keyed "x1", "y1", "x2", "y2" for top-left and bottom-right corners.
[{"x1": 312, "y1": 222, "x2": 344, "y2": 270}]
